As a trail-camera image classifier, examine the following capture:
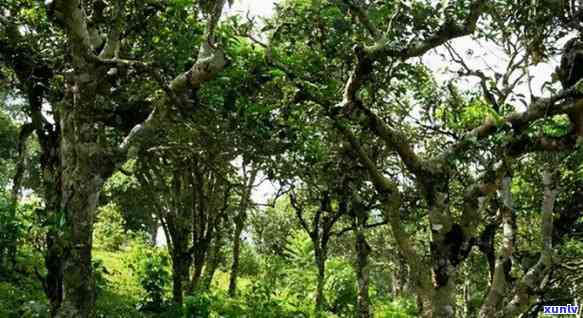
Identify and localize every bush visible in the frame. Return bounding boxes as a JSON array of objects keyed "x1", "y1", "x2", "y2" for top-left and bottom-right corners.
[
  {"x1": 0, "y1": 279, "x2": 48, "y2": 318},
  {"x1": 17, "y1": 301, "x2": 49, "y2": 318},
  {"x1": 183, "y1": 293, "x2": 211, "y2": 318},
  {"x1": 92, "y1": 259, "x2": 109, "y2": 297},
  {"x1": 244, "y1": 280, "x2": 288, "y2": 318},
  {"x1": 124, "y1": 236, "x2": 170, "y2": 312},
  {"x1": 325, "y1": 257, "x2": 356, "y2": 316},
  {"x1": 94, "y1": 249, "x2": 143, "y2": 318},
  {"x1": 238, "y1": 242, "x2": 261, "y2": 277},
  {"x1": 93, "y1": 203, "x2": 126, "y2": 251},
  {"x1": 375, "y1": 298, "x2": 417, "y2": 318},
  {"x1": 207, "y1": 291, "x2": 246, "y2": 318},
  {"x1": 0, "y1": 194, "x2": 27, "y2": 272}
]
